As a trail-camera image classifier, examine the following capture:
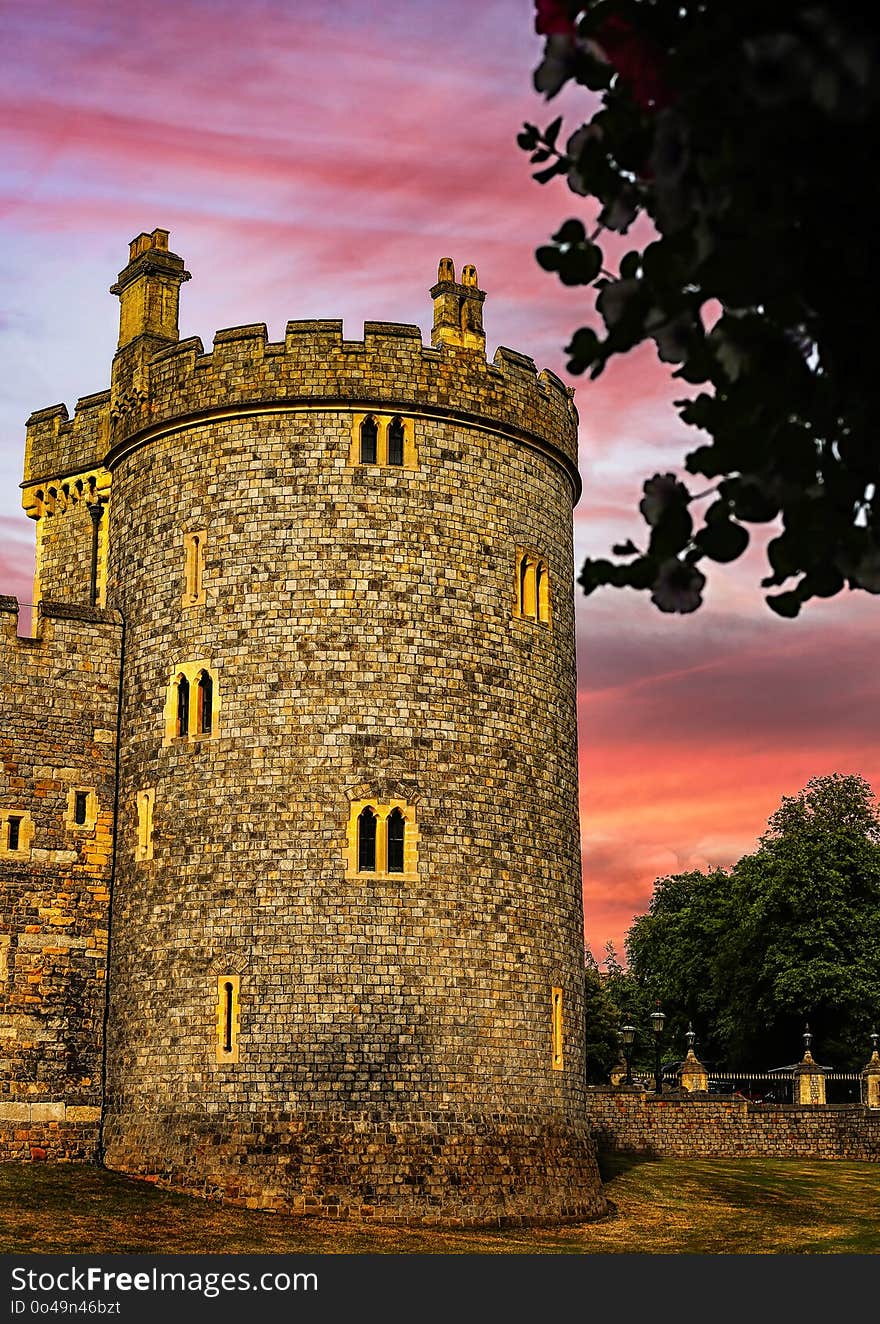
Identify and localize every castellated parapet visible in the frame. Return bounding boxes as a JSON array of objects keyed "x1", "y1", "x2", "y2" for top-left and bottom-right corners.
[{"x1": 5, "y1": 231, "x2": 605, "y2": 1225}]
